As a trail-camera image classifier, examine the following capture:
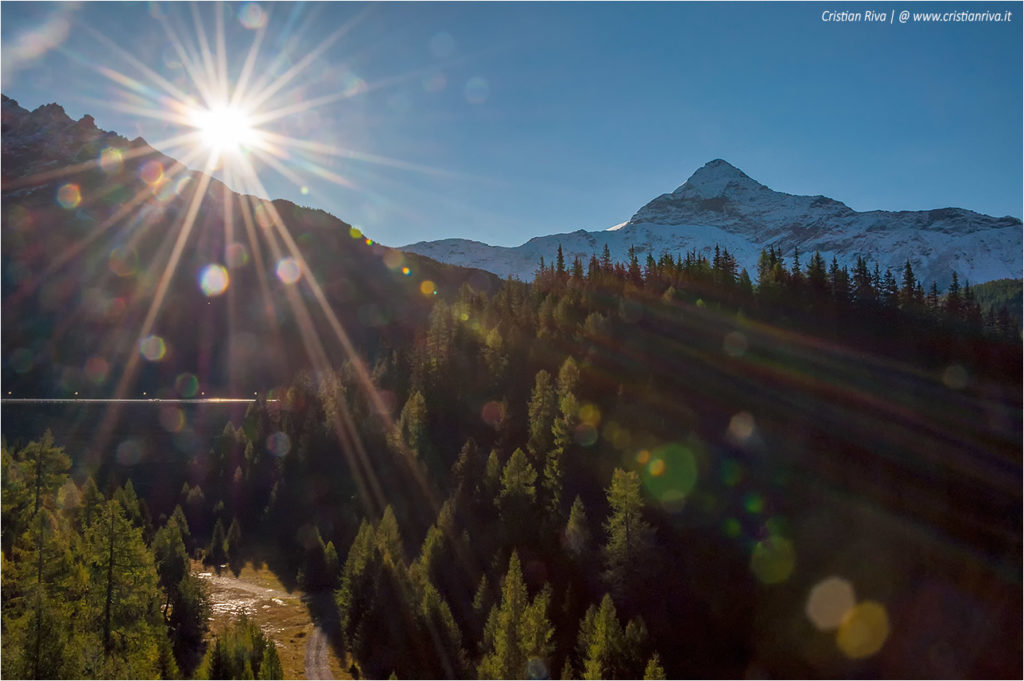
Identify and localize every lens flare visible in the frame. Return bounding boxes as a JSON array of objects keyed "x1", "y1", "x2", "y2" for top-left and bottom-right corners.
[
  {"x1": 836, "y1": 601, "x2": 890, "y2": 659},
  {"x1": 99, "y1": 147, "x2": 124, "y2": 173},
  {"x1": 481, "y1": 400, "x2": 505, "y2": 427},
  {"x1": 806, "y1": 577, "x2": 857, "y2": 631},
  {"x1": 199, "y1": 263, "x2": 230, "y2": 296},
  {"x1": 276, "y1": 257, "x2": 301, "y2": 284},
  {"x1": 723, "y1": 330, "x2": 749, "y2": 357},
  {"x1": 574, "y1": 423, "x2": 598, "y2": 447},
  {"x1": 225, "y1": 242, "x2": 250, "y2": 268},
  {"x1": 139, "y1": 334, "x2": 167, "y2": 361},
  {"x1": 728, "y1": 411, "x2": 756, "y2": 442},
  {"x1": 419, "y1": 280, "x2": 436, "y2": 296},
  {"x1": 175, "y1": 372, "x2": 199, "y2": 397},
  {"x1": 56, "y1": 183, "x2": 81, "y2": 209},
  {"x1": 383, "y1": 249, "x2": 404, "y2": 270},
  {"x1": 252, "y1": 202, "x2": 273, "y2": 229},
  {"x1": 750, "y1": 536, "x2": 795, "y2": 584},
  {"x1": 238, "y1": 2, "x2": 267, "y2": 29},
  {"x1": 266, "y1": 431, "x2": 291, "y2": 457},
  {"x1": 159, "y1": 405, "x2": 185, "y2": 433},
  {"x1": 641, "y1": 442, "x2": 698, "y2": 508},
  {"x1": 109, "y1": 246, "x2": 138, "y2": 277},
  {"x1": 744, "y1": 492, "x2": 764, "y2": 514},
  {"x1": 84, "y1": 356, "x2": 110, "y2": 384},
  {"x1": 140, "y1": 160, "x2": 164, "y2": 185},
  {"x1": 464, "y1": 76, "x2": 489, "y2": 104},
  {"x1": 116, "y1": 439, "x2": 144, "y2": 465}
]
